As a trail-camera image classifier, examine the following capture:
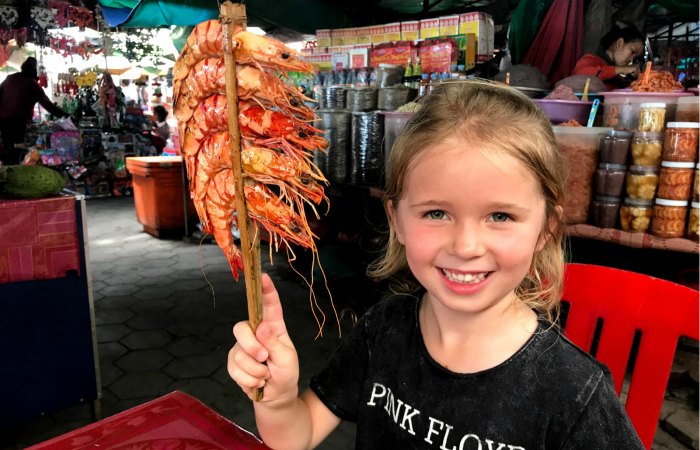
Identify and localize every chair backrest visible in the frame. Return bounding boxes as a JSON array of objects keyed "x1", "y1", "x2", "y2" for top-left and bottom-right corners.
[{"x1": 562, "y1": 263, "x2": 699, "y2": 449}]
